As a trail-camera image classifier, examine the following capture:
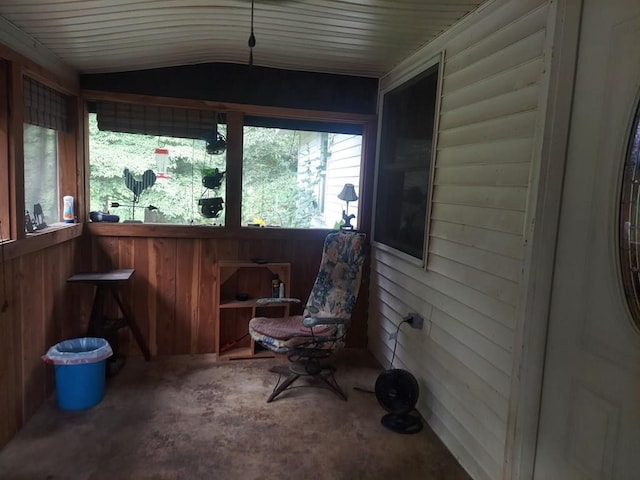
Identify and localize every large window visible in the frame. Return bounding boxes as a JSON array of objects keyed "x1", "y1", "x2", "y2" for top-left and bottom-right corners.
[
  {"x1": 374, "y1": 62, "x2": 440, "y2": 260},
  {"x1": 88, "y1": 101, "x2": 364, "y2": 229},
  {"x1": 23, "y1": 77, "x2": 70, "y2": 230},
  {"x1": 24, "y1": 124, "x2": 58, "y2": 227},
  {"x1": 88, "y1": 105, "x2": 227, "y2": 225},
  {"x1": 242, "y1": 125, "x2": 362, "y2": 229}
]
